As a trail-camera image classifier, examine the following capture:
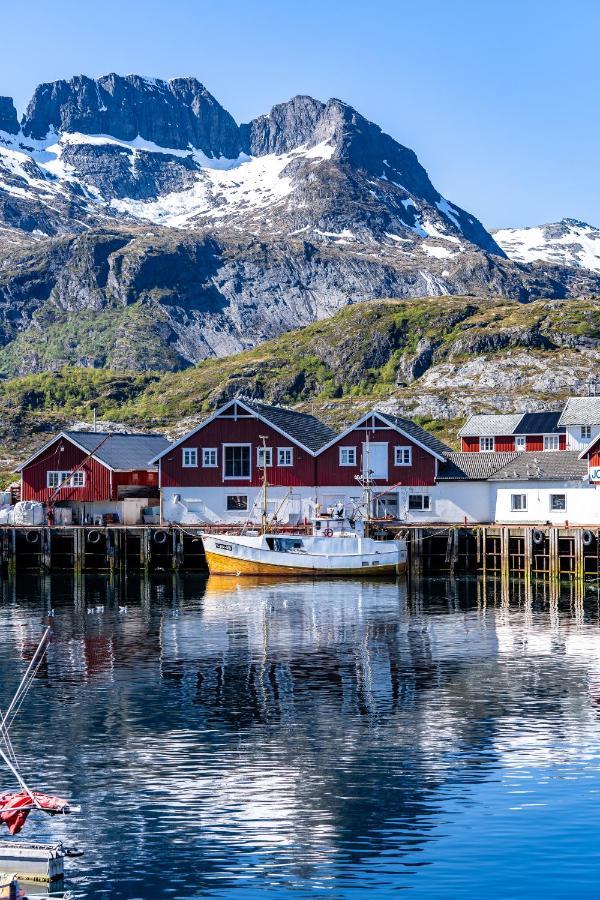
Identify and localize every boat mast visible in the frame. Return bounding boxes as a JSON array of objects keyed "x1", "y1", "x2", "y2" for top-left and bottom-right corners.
[{"x1": 259, "y1": 435, "x2": 269, "y2": 534}]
